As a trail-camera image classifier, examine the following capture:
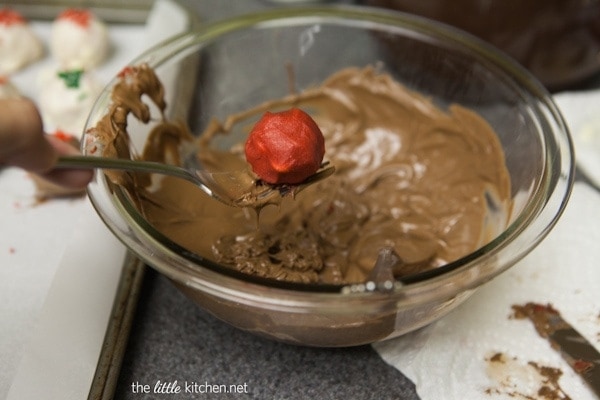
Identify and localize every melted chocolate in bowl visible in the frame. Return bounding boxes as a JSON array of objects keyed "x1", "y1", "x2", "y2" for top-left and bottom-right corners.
[
  {"x1": 86, "y1": 64, "x2": 511, "y2": 285},
  {"x1": 84, "y1": 8, "x2": 573, "y2": 346},
  {"x1": 133, "y1": 66, "x2": 511, "y2": 285}
]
